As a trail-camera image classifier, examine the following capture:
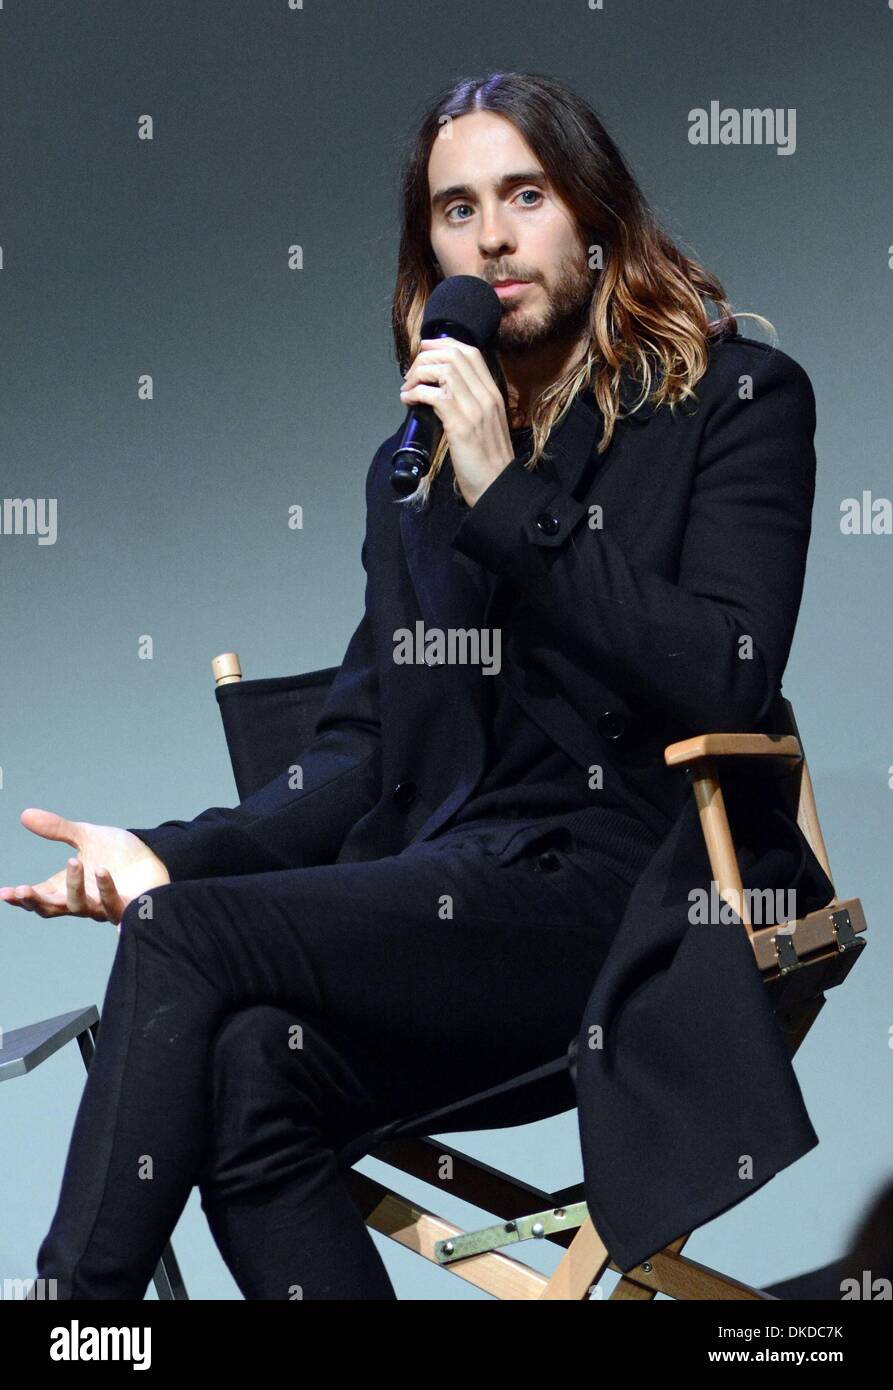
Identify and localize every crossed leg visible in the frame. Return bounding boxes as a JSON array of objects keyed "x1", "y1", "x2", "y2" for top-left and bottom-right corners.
[{"x1": 194, "y1": 1005, "x2": 402, "y2": 1299}]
